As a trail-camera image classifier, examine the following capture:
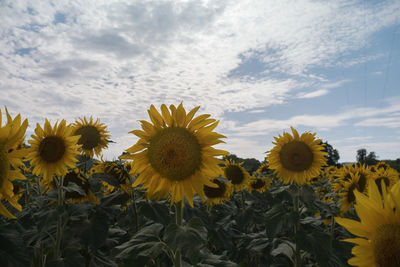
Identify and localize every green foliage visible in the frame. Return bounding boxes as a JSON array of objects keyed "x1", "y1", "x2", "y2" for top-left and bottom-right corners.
[{"x1": 0, "y1": 154, "x2": 374, "y2": 267}]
